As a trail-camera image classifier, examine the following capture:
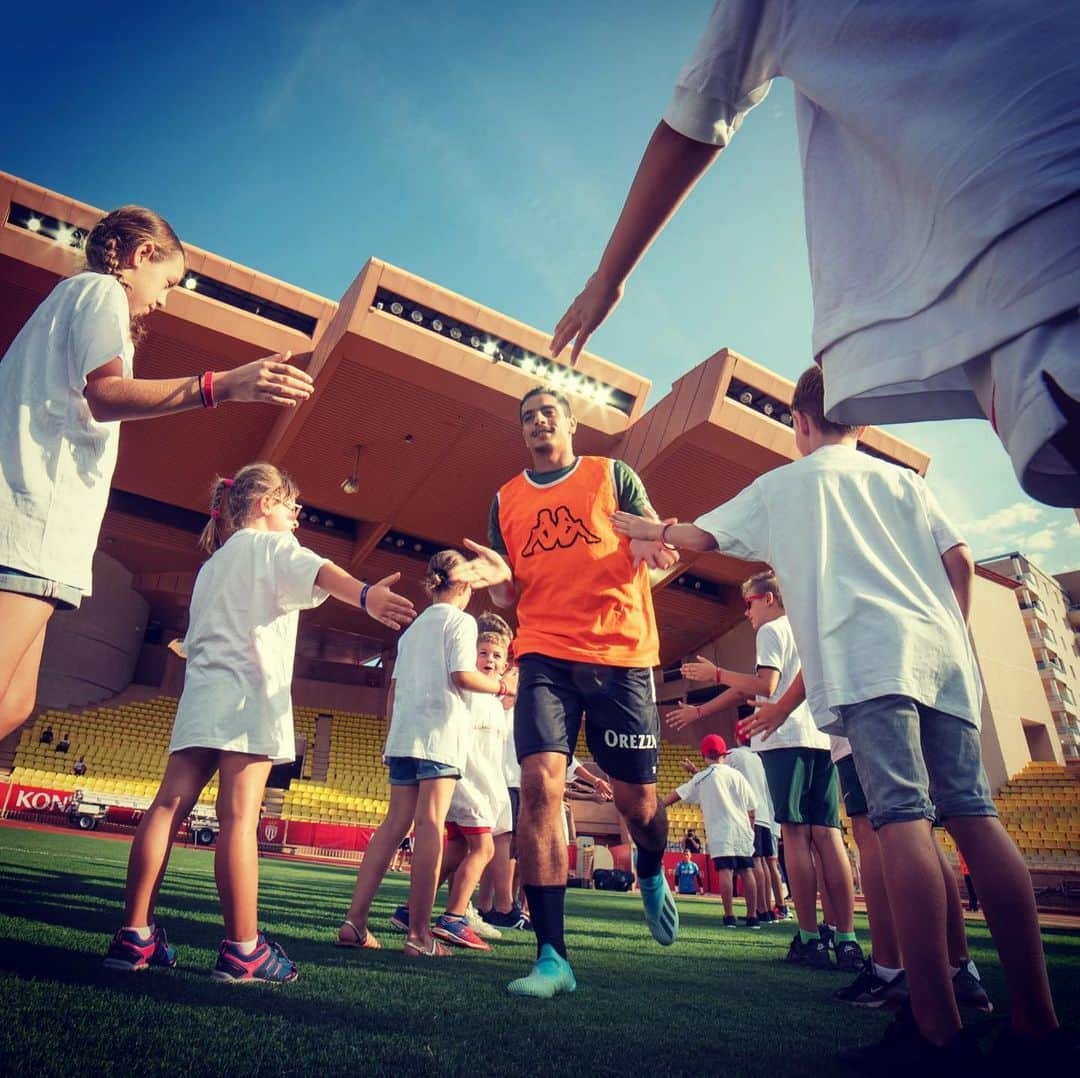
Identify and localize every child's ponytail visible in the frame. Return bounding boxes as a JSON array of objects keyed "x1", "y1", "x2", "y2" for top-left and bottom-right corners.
[
  {"x1": 424, "y1": 550, "x2": 466, "y2": 598},
  {"x1": 199, "y1": 476, "x2": 236, "y2": 553}
]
